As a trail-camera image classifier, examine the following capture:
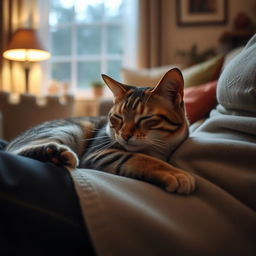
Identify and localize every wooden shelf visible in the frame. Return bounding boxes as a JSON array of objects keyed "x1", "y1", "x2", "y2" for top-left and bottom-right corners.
[{"x1": 219, "y1": 30, "x2": 256, "y2": 53}]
